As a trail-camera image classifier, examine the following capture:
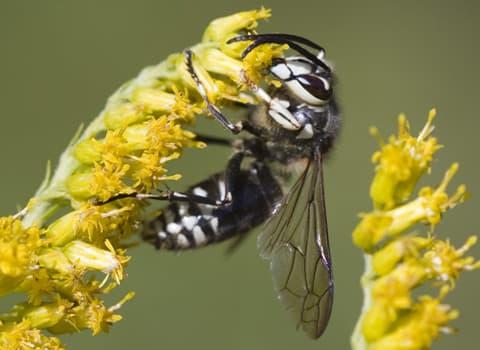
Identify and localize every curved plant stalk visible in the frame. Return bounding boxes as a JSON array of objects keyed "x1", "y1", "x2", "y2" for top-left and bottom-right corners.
[{"x1": 0, "y1": 8, "x2": 285, "y2": 349}]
